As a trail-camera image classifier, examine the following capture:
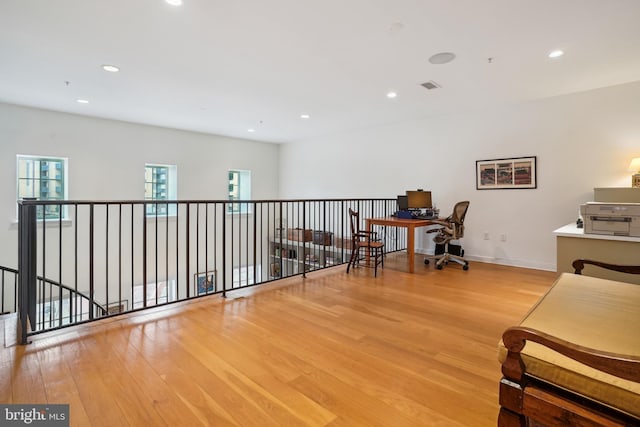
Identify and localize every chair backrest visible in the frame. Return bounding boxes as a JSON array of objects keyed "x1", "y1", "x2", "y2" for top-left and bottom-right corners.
[
  {"x1": 450, "y1": 201, "x2": 470, "y2": 239},
  {"x1": 348, "y1": 208, "x2": 360, "y2": 237}
]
